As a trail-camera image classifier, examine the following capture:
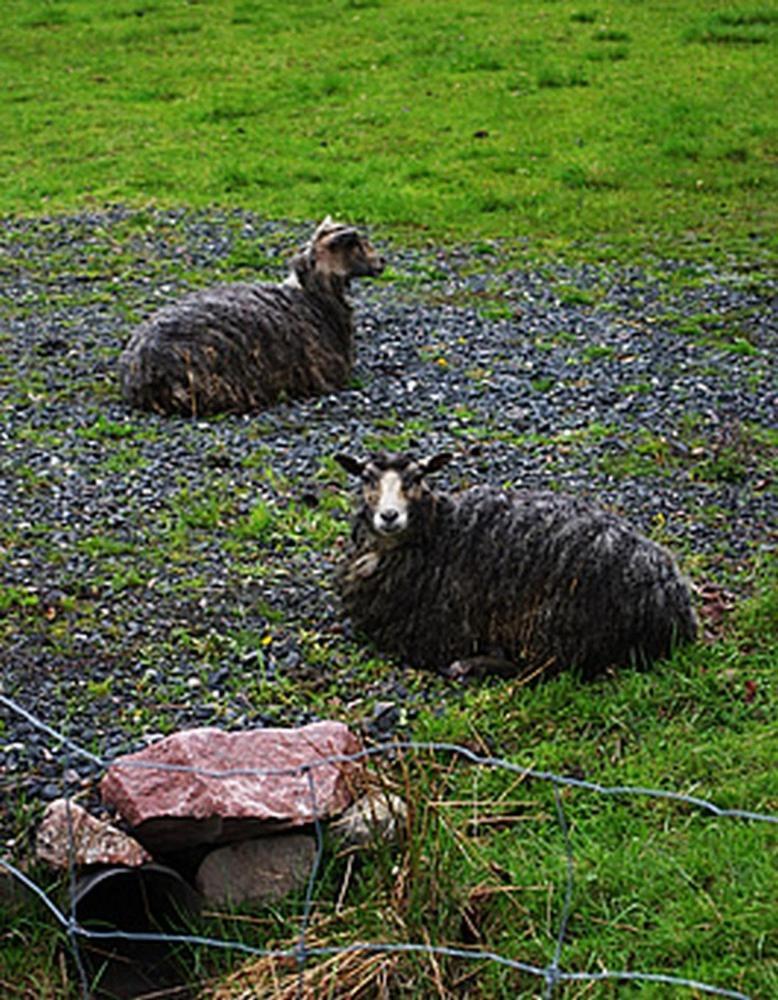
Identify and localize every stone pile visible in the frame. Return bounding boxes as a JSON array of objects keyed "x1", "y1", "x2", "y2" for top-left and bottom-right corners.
[{"x1": 35, "y1": 721, "x2": 405, "y2": 910}]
